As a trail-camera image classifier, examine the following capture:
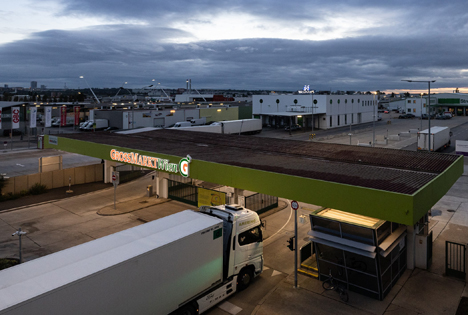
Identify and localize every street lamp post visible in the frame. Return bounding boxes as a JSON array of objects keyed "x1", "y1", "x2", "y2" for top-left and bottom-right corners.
[
  {"x1": 420, "y1": 93, "x2": 423, "y2": 131},
  {"x1": 402, "y1": 80, "x2": 435, "y2": 151},
  {"x1": 372, "y1": 93, "x2": 376, "y2": 147}
]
